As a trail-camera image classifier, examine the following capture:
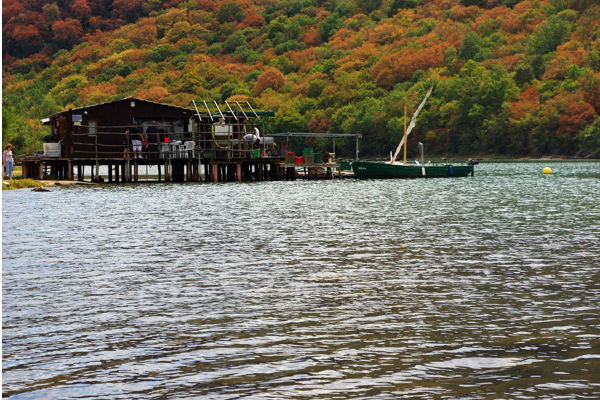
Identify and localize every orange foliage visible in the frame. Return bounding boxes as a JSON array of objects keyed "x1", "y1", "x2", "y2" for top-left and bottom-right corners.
[
  {"x1": 3, "y1": 0, "x2": 26, "y2": 21},
  {"x1": 11, "y1": 24, "x2": 40, "y2": 41},
  {"x1": 448, "y1": 5, "x2": 481, "y2": 22},
  {"x1": 510, "y1": 86, "x2": 539, "y2": 120},
  {"x1": 122, "y1": 49, "x2": 148, "y2": 63},
  {"x1": 52, "y1": 18, "x2": 83, "y2": 43},
  {"x1": 556, "y1": 42, "x2": 587, "y2": 66},
  {"x1": 111, "y1": 0, "x2": 144, "y2": 21},
  {"x1": 542, "y1": 56, "x2": 572, "y2": 81},
  {"x1": 558, "y1": 100, "x2": 596, "y2": 137},
  {"x1": 71, "y1": 0, "x2": 91, "y2": 20},
  {"x1": 329, "y1": 27, "x2": 357, "y2": 50},
  {"x1": 307, "y1": 118, "x2": 330, "y2": 133},
  {"x1": 371, "y1": 44, "x2": 445, "y2": 88},
  {"x1": 337, "y1": 43, "x2": 377, "y2": 73},
  {"x1": 584, "y1": 81, "x2": 600, "y2": 113},
  {"x1": 303, "y1": 29, "x2": 322, "y2": 47},
  {"x1": 136, "y1": 86, "x2": 170, "y2": 102},
  {"x1": 196, "y1": 0, "x2": 218, "y2": 11},
  {"x1": 500, "y1": 54, "x2": 523, "y2": 71},
  {"x1": 238, "y1": 13, "x2": 265, "y2": 29},
  {"x1": 79, "y1": 81, "x2": 118, "y2": 104},
  {"x1": 500, "y1": 14, "x2": 522, "y2": 33},
  {"x1": 369, "y1": 21, "x2": 406, "y2": 45},
  {"x1": 287, "y1": 48, "x2": 318, "y2": 72},
  {"x1": 253, "y1": 68, "x2": 285, "y2": 96}
]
